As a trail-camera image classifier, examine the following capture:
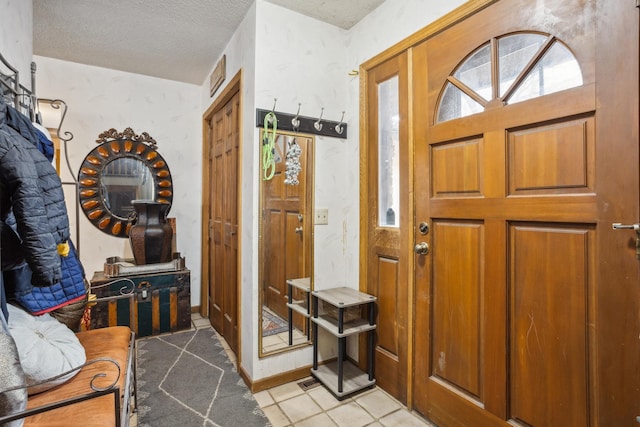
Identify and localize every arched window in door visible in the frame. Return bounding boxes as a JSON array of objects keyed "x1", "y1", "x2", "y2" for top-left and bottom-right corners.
[{"x1": 436, "y1": 32, "x2": 583, "y2": 123}]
